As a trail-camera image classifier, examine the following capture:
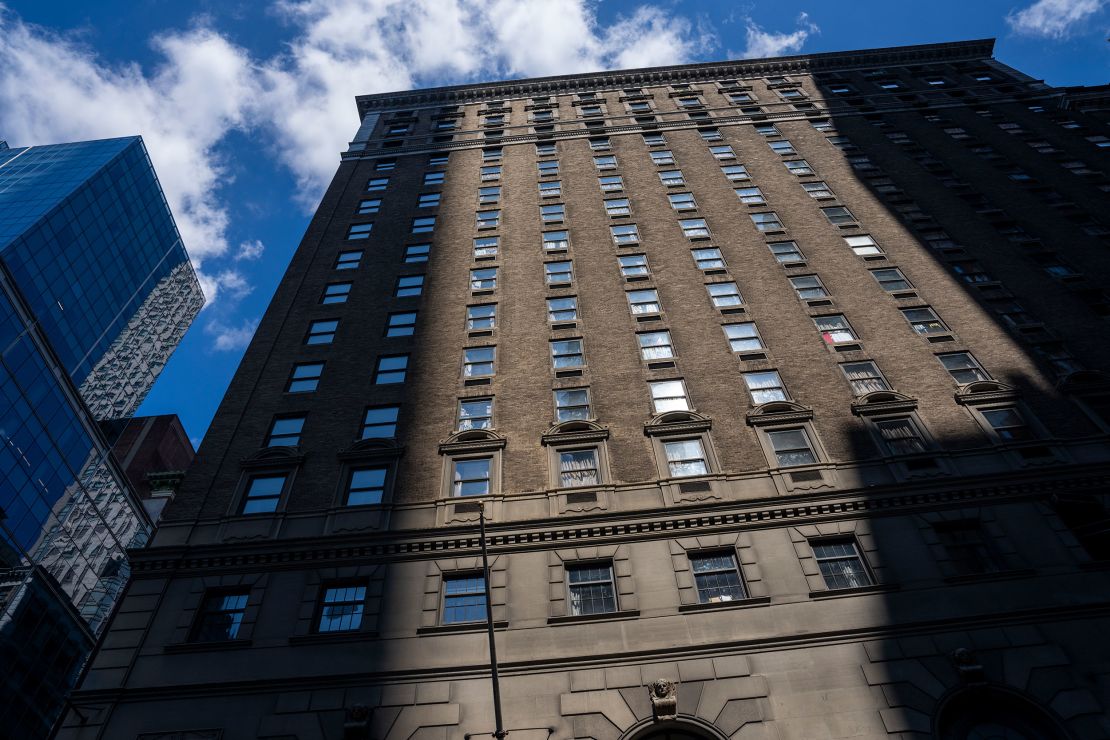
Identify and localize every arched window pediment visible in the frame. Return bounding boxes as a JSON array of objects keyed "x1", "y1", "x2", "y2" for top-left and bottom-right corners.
[
  {"x1": 851, "y1": 391, "x2": 918, "y2": 417},
  {"x1": 954, "y1": 381, "x2": 1019, "y2": 406},
  {"x1": 745, "y1": 402, "x2": 812, "y2": 427},
  {"x1": 644, "y1": 411, "x2": 711, "y2": 437},
  {"x1": 541, "y1": 420, "x2": 610, "y2": 446},
  {"x1": 338, "y1": 437, "x2": 404, "y2": 462},
  {"x1": 438, "y1": 429, "x2": 507, "y2": 456},
  {"x1": 241, "y1": 445, "x2": 305, "y2": 469}
]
